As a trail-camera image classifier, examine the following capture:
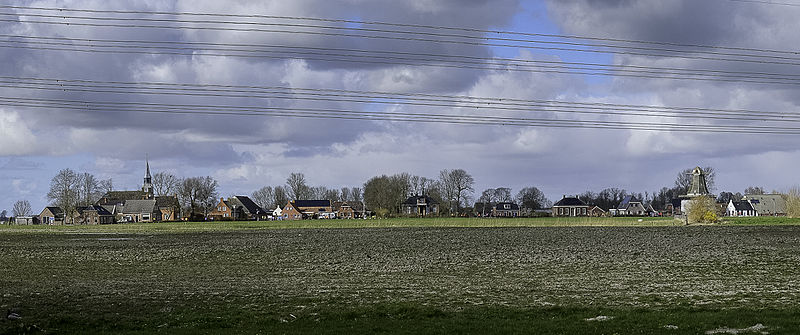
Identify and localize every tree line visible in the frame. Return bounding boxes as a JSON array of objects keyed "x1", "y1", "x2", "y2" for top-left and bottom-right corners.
[{"x1": 9, "y1": 165, "x2": 799, "y2": 222}]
